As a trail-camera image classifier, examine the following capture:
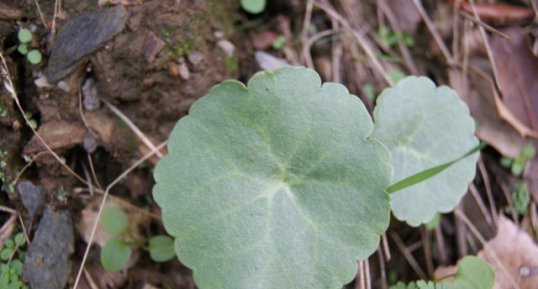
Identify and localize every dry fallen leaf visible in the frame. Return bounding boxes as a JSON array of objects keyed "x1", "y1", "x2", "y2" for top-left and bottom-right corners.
[
  {"x1": 478, "y1": 215, "x2": 538, "y2": 289},
  {"x1": 459, "y1": 3, "x2": 535, "y2": 23},
  {"x1": 449, "y1": 68, "x2": 528, "y2": 158},
  {"x1": 76, "y1": 196, "x2": 150, "y2": 247},
  {"x1": 491, "y1": 27, "x2": 538, "y2": 137}
]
